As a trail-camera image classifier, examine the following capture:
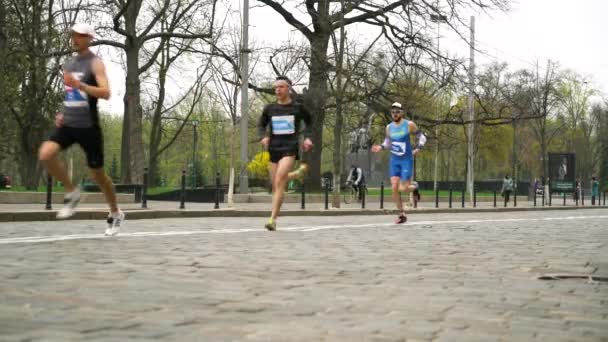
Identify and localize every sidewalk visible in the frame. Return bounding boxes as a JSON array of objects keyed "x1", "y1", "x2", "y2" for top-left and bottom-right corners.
[{"x1": 0, "y1": 198, "x2": 605, "y2": 222}]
